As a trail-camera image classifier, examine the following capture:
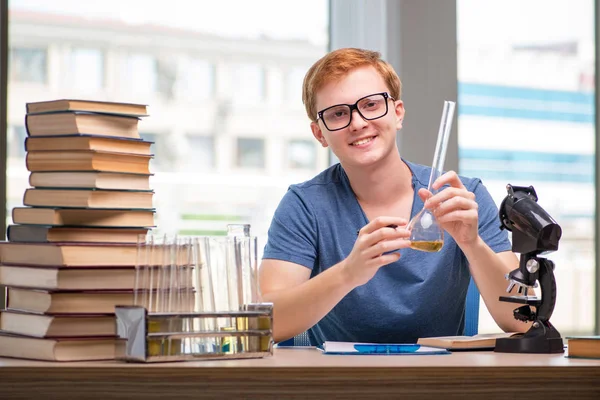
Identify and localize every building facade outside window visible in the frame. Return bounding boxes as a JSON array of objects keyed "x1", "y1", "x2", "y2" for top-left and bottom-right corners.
[
  {"x1": 287, "y1": 139, "x2": 317, "y2": 170},
  {"x1": 457, "y1": 0, "x2": 595, "y2": 335},
  {"x1": 68, "y1": 47, "x2": 104, "y2": 91},
  {"x1": 9, "y1": 47, "x2": 47, "y2": 83},
  {"x1": 6, "y1": 0, "x2": 329, "y2": 242},
  {"x1": 236, "y1": 137, "x2": 265, "y2": 169}
]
